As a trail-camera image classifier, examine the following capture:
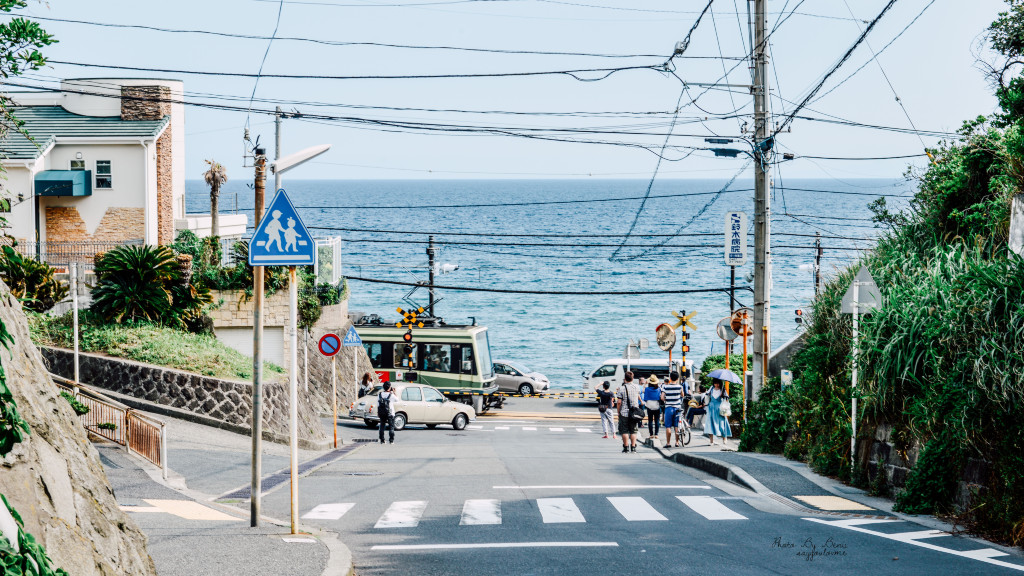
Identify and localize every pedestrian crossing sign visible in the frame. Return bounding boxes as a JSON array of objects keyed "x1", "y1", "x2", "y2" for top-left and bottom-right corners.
[{"x1": 248, "y1": 188, "x2": 315, "y2": 266}]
